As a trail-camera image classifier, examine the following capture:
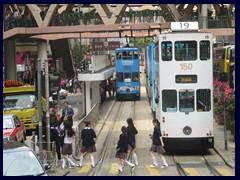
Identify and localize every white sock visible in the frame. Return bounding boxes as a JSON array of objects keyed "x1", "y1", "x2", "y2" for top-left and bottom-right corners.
[
  {"x1": 161, "y1": 157, "x2": 168, "y2": 165},
  {"x1": 152, "y1": 156, "x2": 157, "y2": 165},
  {"x1": 126, "y1": 161, "x2": 134, "y2": 167},
  {"x1": 62, "y1": 158, "x2": 66, "y2": 167},
  {"x1": 90, "y1": 155, "x2": 95, "y2": 166},
  {"x1": 67, "y1": 157, "x2": 76, "y2": 166},
  {"x1": 132, "y1": 153, "x2": 138, "y2": 164},
  {"x1": 118, "y1": 163, "x2": 123, "y2": 171},
  {"x1": 79, "y1": 156, "x2": 83, "y2": 166}
]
